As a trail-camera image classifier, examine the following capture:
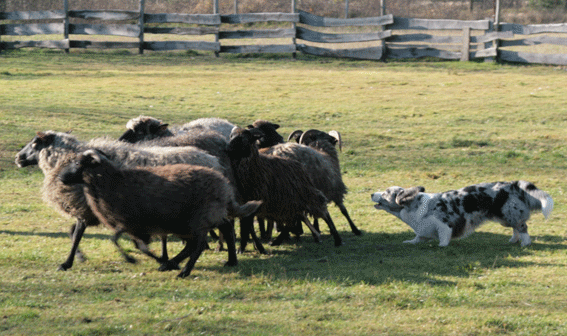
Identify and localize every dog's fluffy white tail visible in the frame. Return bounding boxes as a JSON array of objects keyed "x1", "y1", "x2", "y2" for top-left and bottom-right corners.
[{"x1": 542, "y1": 195, "x2": 553, "y2": 220}]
